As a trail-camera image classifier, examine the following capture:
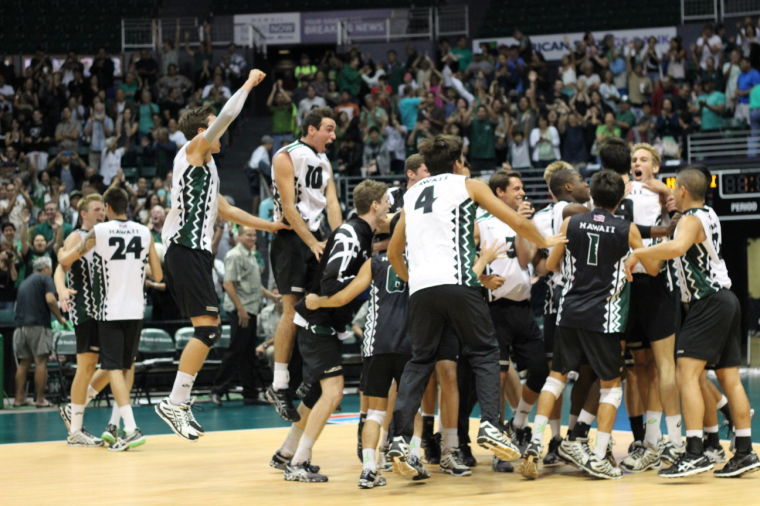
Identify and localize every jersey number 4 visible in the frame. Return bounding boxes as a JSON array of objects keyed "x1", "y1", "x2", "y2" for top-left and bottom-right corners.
[
  {"x1": 305, "y1": 165, "x2": 323, "y2": 189},
  {"x1": 414, "y1": 186, "x2": 436, "y2": 214},
  {"x1": 109, "y1": 236, "x2": 143, "y2": 260},
  {"x1": 586, "y1": 232, "x2": 600, "y2": 266}
]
